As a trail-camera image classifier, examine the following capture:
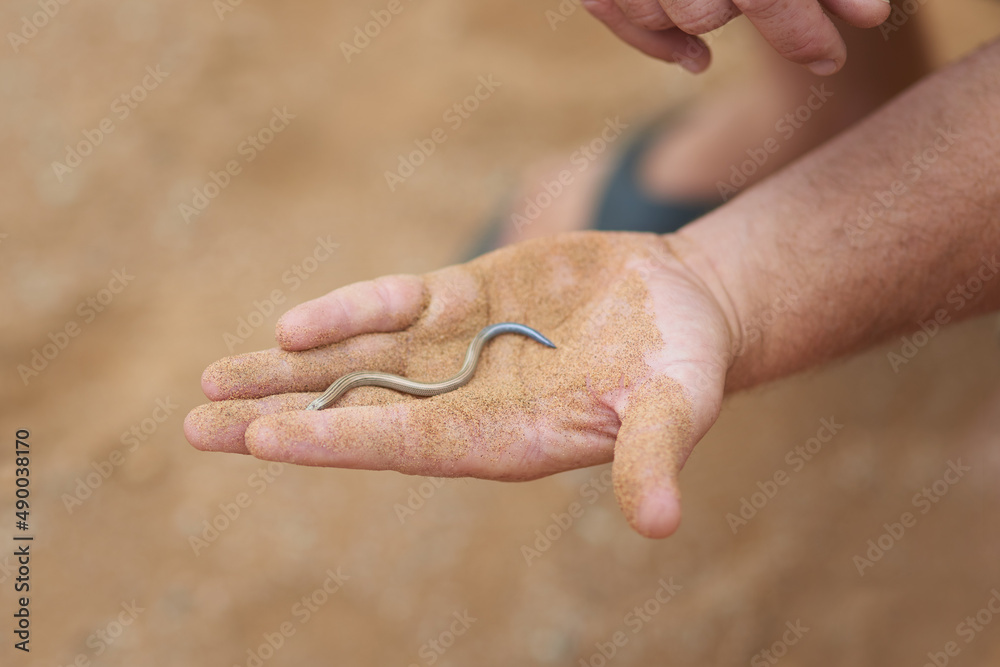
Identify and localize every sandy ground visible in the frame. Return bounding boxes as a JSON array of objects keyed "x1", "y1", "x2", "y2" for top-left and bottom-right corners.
[{"x1": 2, "y1": 0, "x2": 1000, "y2": 664}]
